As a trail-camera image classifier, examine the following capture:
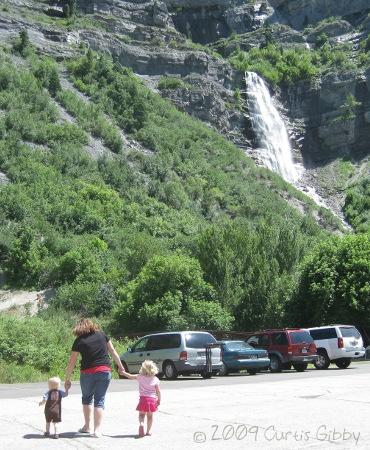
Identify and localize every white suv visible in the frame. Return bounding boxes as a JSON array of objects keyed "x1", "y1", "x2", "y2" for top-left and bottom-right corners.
[{"x1": 308, "y1": 325, "x2": 365, "y2": 369}]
